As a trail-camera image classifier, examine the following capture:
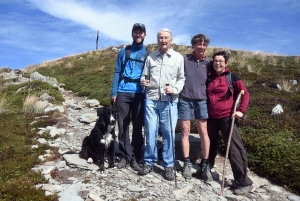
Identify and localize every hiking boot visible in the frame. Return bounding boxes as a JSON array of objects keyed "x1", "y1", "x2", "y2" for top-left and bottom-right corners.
[
  {"x1": 225, "y1": 179, "x2": 238, "y2": 189},
  {"x1": 195, "y1": 162, "x2": 213, "y2": 182},
  {"x1": 182, "y1": 162, "x2": 192, "y2": 180},
  {"x1": 234, "y1": 185, "x2": 253, "y2": 195},
  {"x1": 130, "y1": 159, "x2": 140, "y2": 171},
  {"x1": 164, "y1": 167, "x2": 174, "y2": 181},
  {"x1": 117, "y1": 158, "x2": 128, "y2": 169},
  {"x1": 138, "y1": 164, "x2": 153, "y2": 175}
]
